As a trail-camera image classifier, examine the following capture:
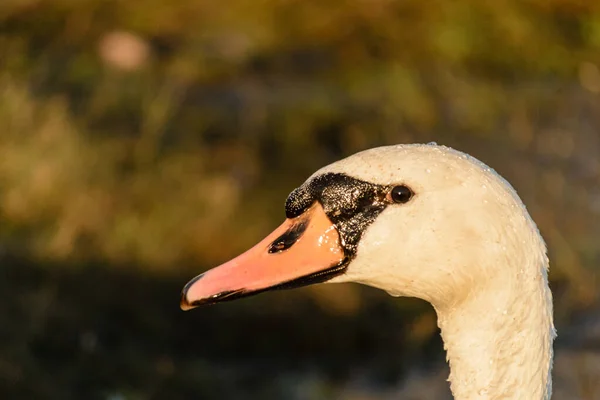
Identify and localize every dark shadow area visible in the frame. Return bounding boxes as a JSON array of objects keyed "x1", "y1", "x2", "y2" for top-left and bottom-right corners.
[{"x1": 0, "y1": 253, "x2": 446, "y2": 399}]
